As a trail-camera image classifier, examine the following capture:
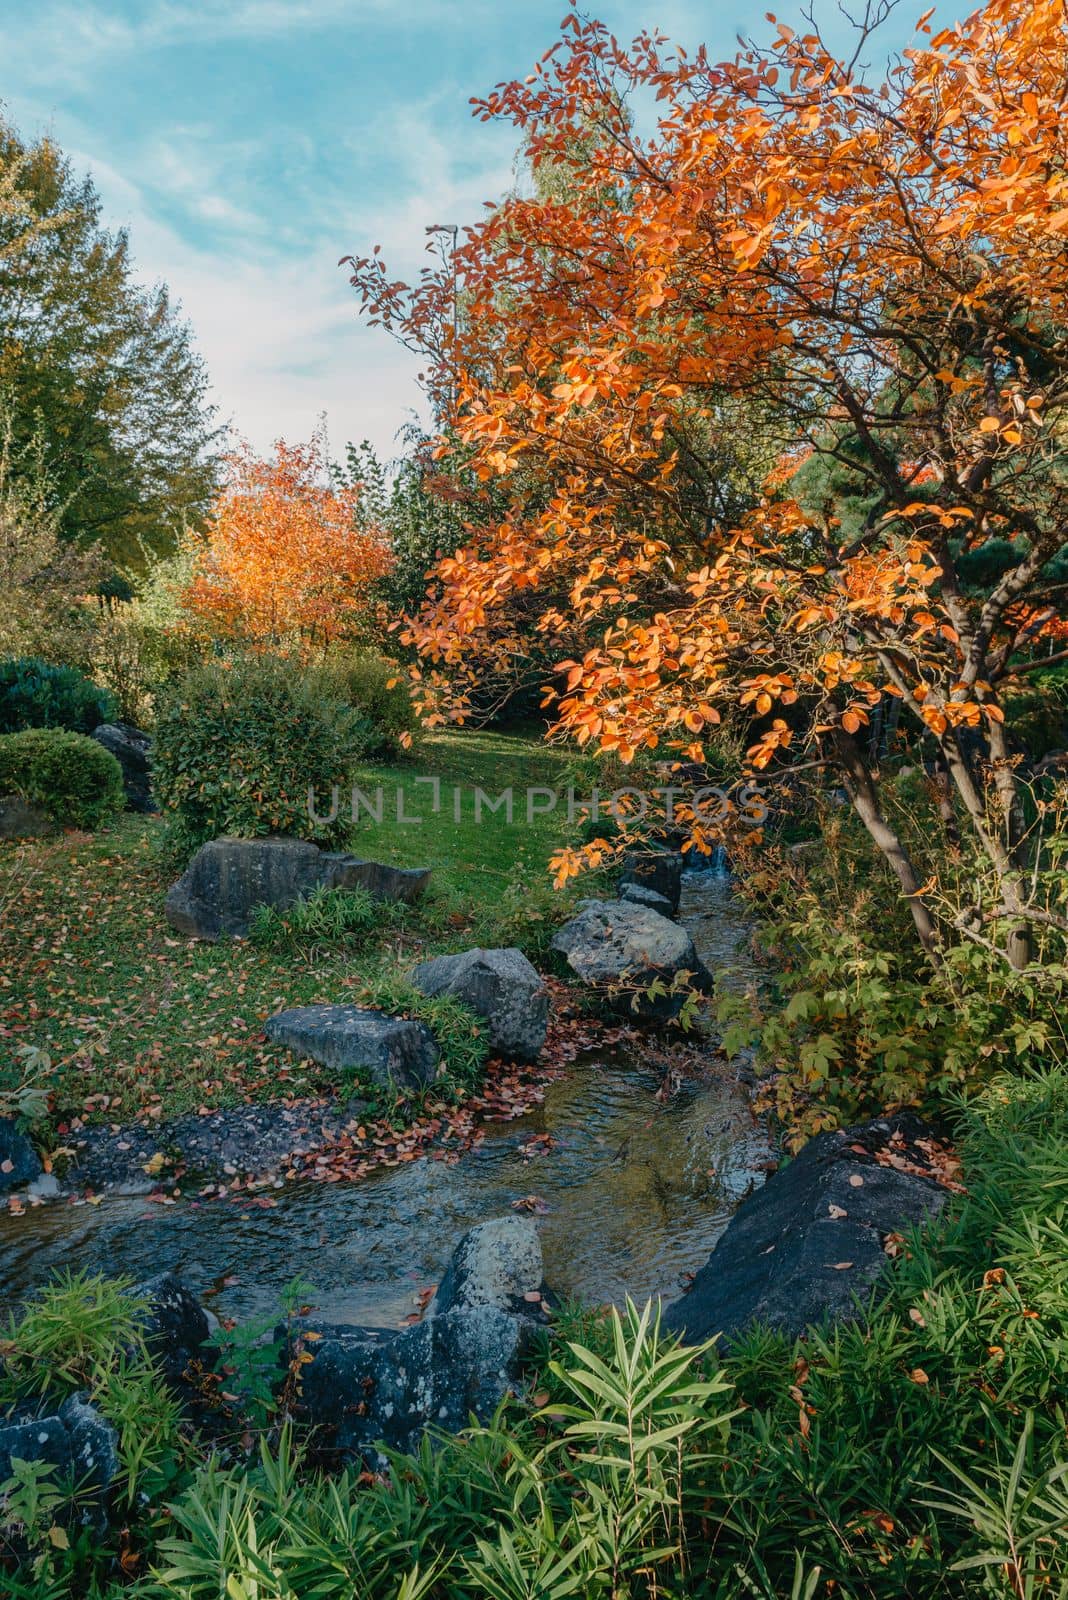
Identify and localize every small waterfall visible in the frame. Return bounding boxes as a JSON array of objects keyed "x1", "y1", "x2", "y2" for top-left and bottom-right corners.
[{"x1": 683, "y1": 842, "x2": 730, "y2": 879}]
